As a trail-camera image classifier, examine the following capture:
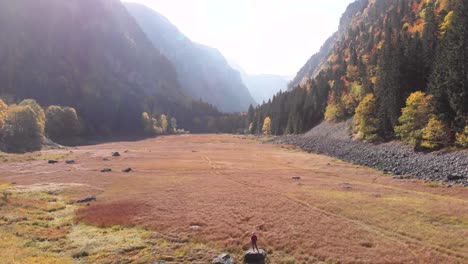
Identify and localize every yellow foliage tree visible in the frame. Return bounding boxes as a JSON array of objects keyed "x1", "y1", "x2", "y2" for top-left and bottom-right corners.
[
  {"x1": 395, "y1": 92, "x2": 433, "y2": 147},
  {"x1": 421, "y1": 117, "x2": 448, "y2": 149},
  {"x1": 160, "y1": 114, "x2": 168, "y2": 134},
  {"x1": 2, "y1": 105, "x2": 43, "y2": 152},
  {"x1": 0, "y1": 99, "x2": 7, "y2": 129},
  {"x1": 19, "y1": 99, "x2": 45, "y2": 134},
  {"x1": 262, "y1": 116, "x2": 272, "y2": 135},
  {"x1": 440, "y1": 11, "x2": 454, "y2": 36},
  {"x1": 354, "y1": 94, "x2": 379, "y2": 141},
  {"x1": 324, "y1": 102, "x2": 346, "y2": 122},
  {"x1": 455, "y1": 125, "x2": 468, "y2": 148}
]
